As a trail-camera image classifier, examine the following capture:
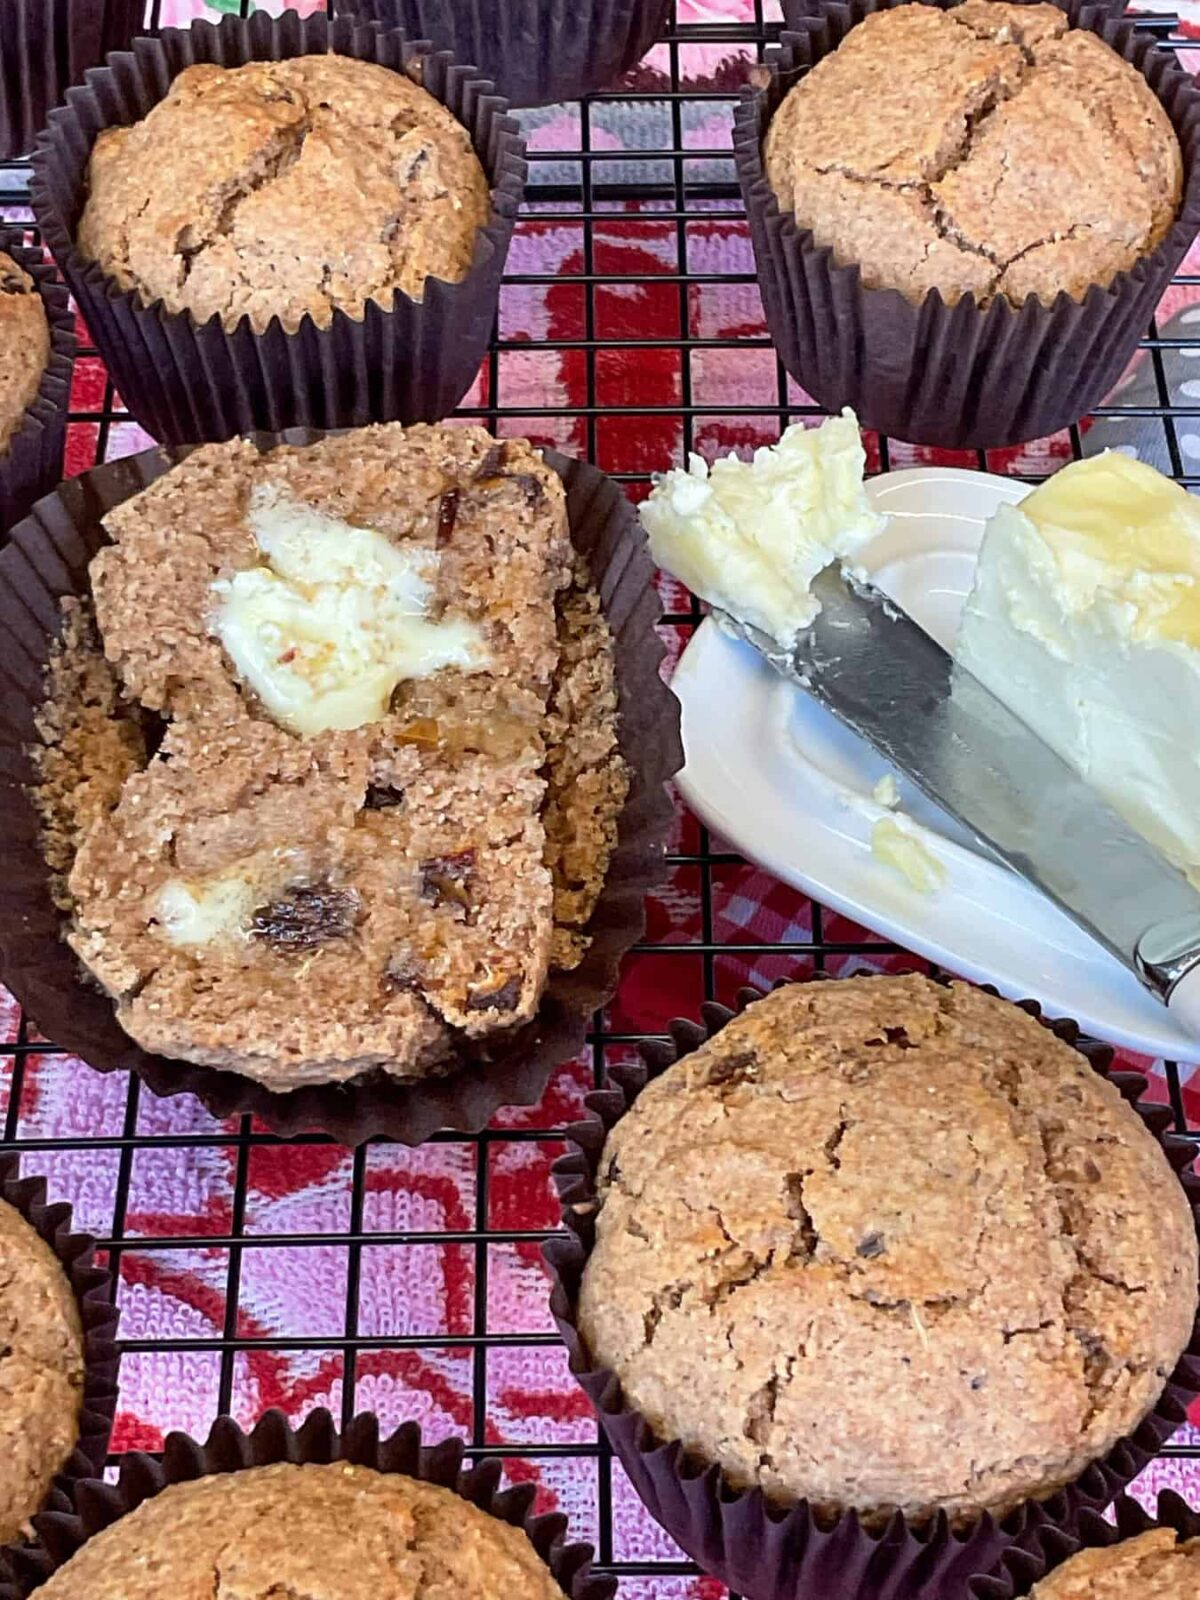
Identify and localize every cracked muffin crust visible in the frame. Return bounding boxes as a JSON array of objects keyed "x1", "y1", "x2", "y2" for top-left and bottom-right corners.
[
  {"x1": 1027, "y1": 1527, "x2": 1200, "y2": 1598},
  {"x1": 764, "y1": 1, "x2": 1183, "y2": 306},
  {"x1": 32, "y1": 425, "x2": 627, "y2": 1090},
  {"x1": 0, "y1": 1196, "x2": 85, "y2": 1545},
  {"x1": 76, "y1": 55, "x2": 492, "y2": 333},
  {"x1": 0, "y1": 250, "x2": 49, "y2": 454},
  {"x1": 30, "y1": 1460, "x2": 568, "y2": 1600},
  {"x1": 577, "y1": 975, "x2": 1199, "y2": 1525}
]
